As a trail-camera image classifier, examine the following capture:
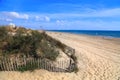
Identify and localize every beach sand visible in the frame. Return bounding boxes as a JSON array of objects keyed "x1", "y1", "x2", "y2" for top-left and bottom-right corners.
[{"x1": 0, "y1": 32, "x2": 120, "y2": 80}]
